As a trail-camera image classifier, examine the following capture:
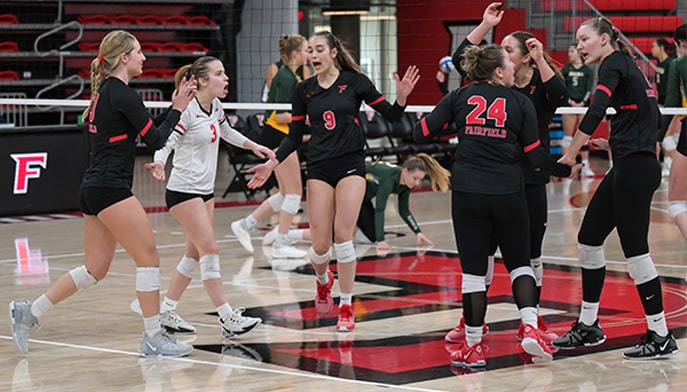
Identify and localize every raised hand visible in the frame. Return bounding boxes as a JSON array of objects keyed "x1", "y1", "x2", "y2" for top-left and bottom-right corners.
[
  {"x1": 525, "y1": 37, "x2": 545, "y2": 62},
  {"x1": 483, "y1": 2, "x2": 505, "y2": 27},
  {"x1": 171, "y1": 75, "x2": 197, "y2": 112},
  {"x1": 394, "y1": 65, "x2": 420, "y2": 106}
]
